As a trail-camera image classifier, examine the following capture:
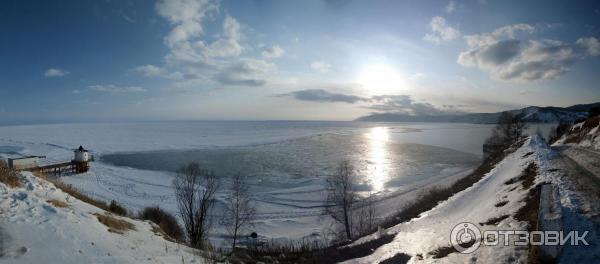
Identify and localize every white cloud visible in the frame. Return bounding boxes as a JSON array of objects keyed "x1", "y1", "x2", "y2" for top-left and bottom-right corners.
[
  {"x1": 156, "y1": 0, "x2": 218, "y2": 64},
  {"x1": 215, "y1": 59, "x2": 273, "y2": 86},
  {"x1": 458, "y1": 23, "x2": 576, "y2": 82},
  {"x1": 133, "y1": 65, "x2": 184, "y2": 80},
  {"x1": 44, "y1": 68, "x2": 69, "y2": 77},
  {"x1": 133, "y1": 65, "x2": 165, "y2": 77},
  {"x1": 89, "y1": 84, "x2": 147, "y2": 93},
  {"x1": 445, "y1": 1, "x2": 457, "y2": 14},
  {"x1": 576, "y1": 37, "x2": 600, "y2": 56},
  {"x1": 494, "y1": 40, "x2": 575, "y2": 81},
  {"x1": 464, "y1": 24, "x2": 534, "y2": 47},
  {"x1": 262, "y1": 45, "x2": 285, "y2": 59},
  {"x1": 424, "y1": 16, "x2": 460, "y2": 44},
  {"x1": 458, "y1": 39, "x2": 522, "y2": 69},
  {"x1": 311, "y1": 61, "x2": 332, "y2": 73},
  {"x1": 152, "y1": 0, "x2": 277, "y2": 89},
  {"x1": 198, "y1": 15, "x2": 243, "y2": 58}
]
